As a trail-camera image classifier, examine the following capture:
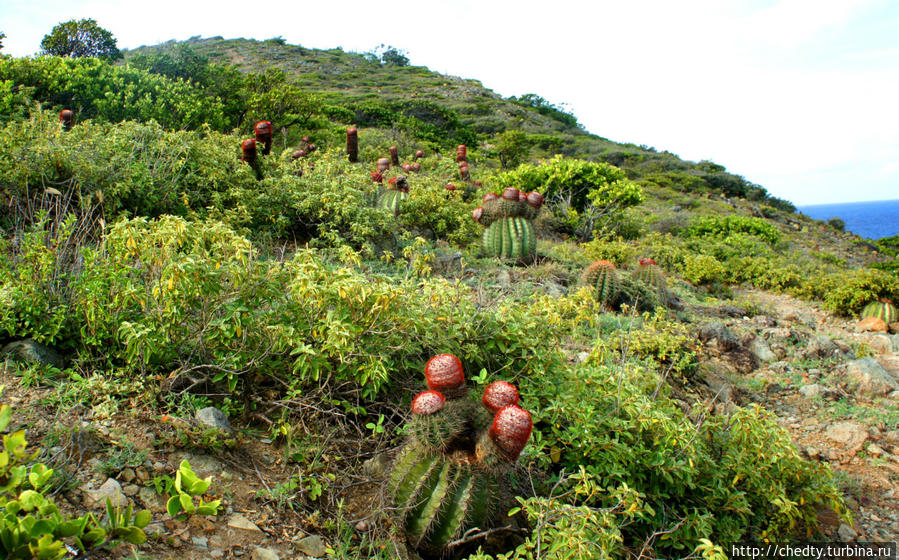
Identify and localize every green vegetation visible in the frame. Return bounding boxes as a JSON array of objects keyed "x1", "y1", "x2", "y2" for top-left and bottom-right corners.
[
  {"x1": 40, "y1": 19, "x2": 122, "y2": 60},
  {"x1": 3, "y1": 35, "x2": 894, "y2": 559}
]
